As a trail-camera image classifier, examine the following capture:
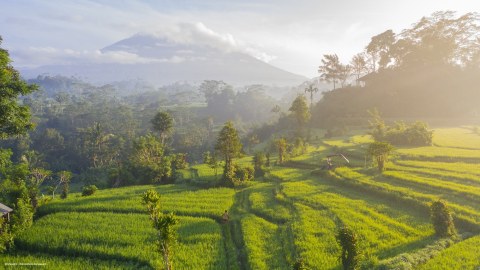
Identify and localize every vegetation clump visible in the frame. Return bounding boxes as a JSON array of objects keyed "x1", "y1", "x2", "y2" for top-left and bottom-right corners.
[
  {"x1": 81, "y1": 185, "x2": 98, "y2": 196},
  {"x1": 431, "y1": 200, "x2": 456, "y2": 237},
  {"x1": 336, "y1": 226, "x2": 358, "y2": 270},
  {"x1": 367, "y1": 141, "x2": 394, "y2": 171},
  {"x1": 369, "y1": 109, "x2": 433, "y2": 146},
  {"x1": 142, "y1": 189, "x2": 178, "y2": 270}
]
